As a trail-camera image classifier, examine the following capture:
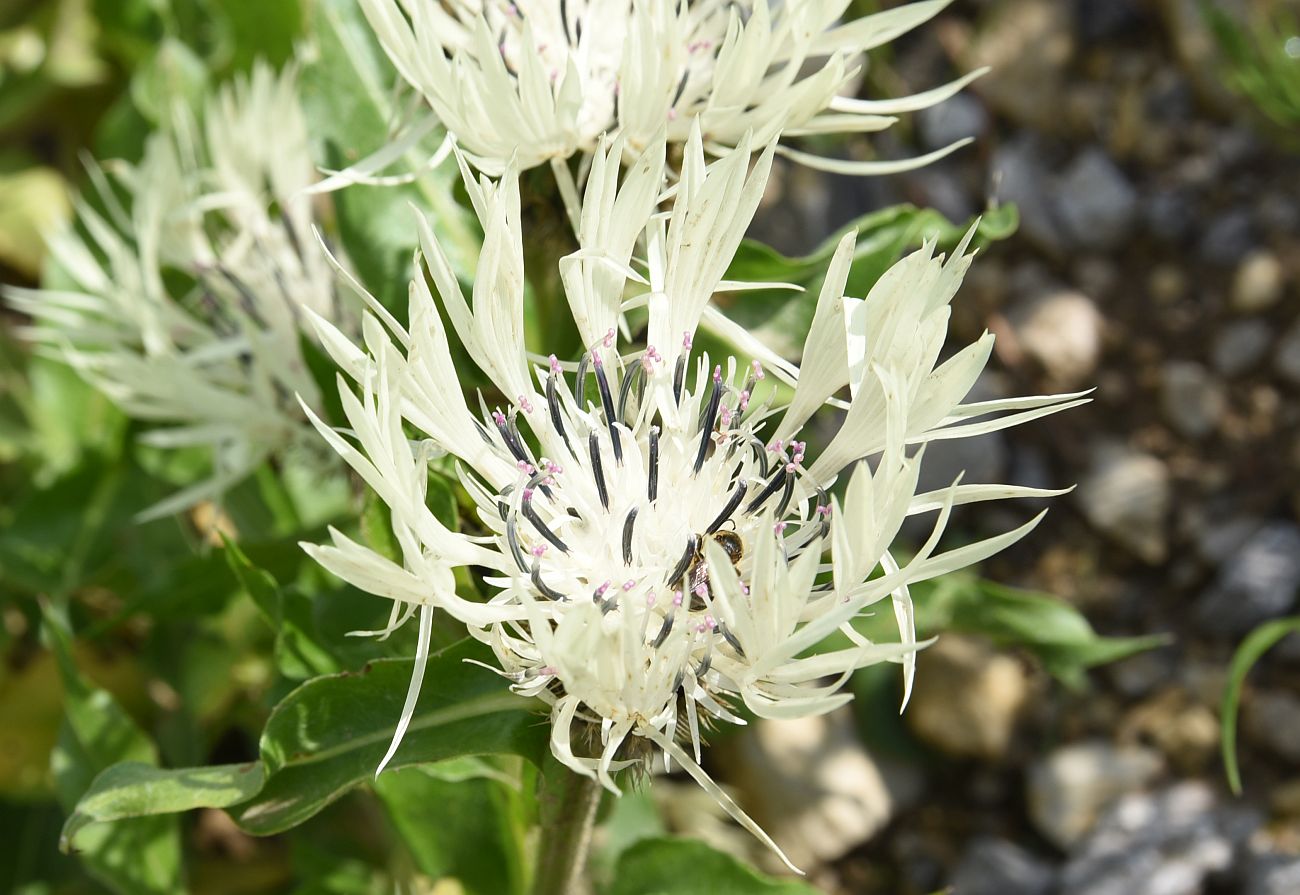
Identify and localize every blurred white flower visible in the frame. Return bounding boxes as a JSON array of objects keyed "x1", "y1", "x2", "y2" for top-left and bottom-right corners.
[
  {"x1": 8, "y1": 64, "x2": 351, "y2": 519},
  {"x1": 358, "y1": 0, "x2": 982, "y2": 175},
  {"x1": 302, "y1": 128, "x2": 1083, "y2": 870}
]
